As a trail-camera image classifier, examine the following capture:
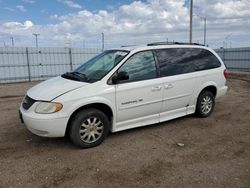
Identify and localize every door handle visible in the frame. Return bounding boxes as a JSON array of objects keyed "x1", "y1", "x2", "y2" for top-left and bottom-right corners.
[
  {"x1": 151, "y1": 86, "x2": 162, "y2": 91},
  {"x1": 165, "y1": 84, "x2": 173, "y2": 89}
]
